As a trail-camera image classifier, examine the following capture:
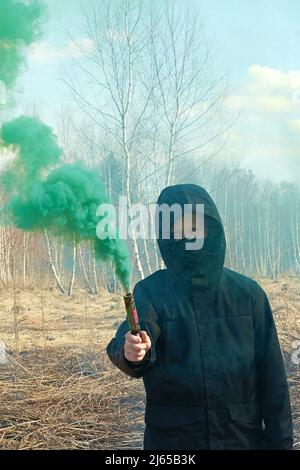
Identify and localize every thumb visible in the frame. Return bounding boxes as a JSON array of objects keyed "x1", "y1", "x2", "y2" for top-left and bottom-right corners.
[{"x1": 140, "y1": 331, "x2": 151, "y2": 349}]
